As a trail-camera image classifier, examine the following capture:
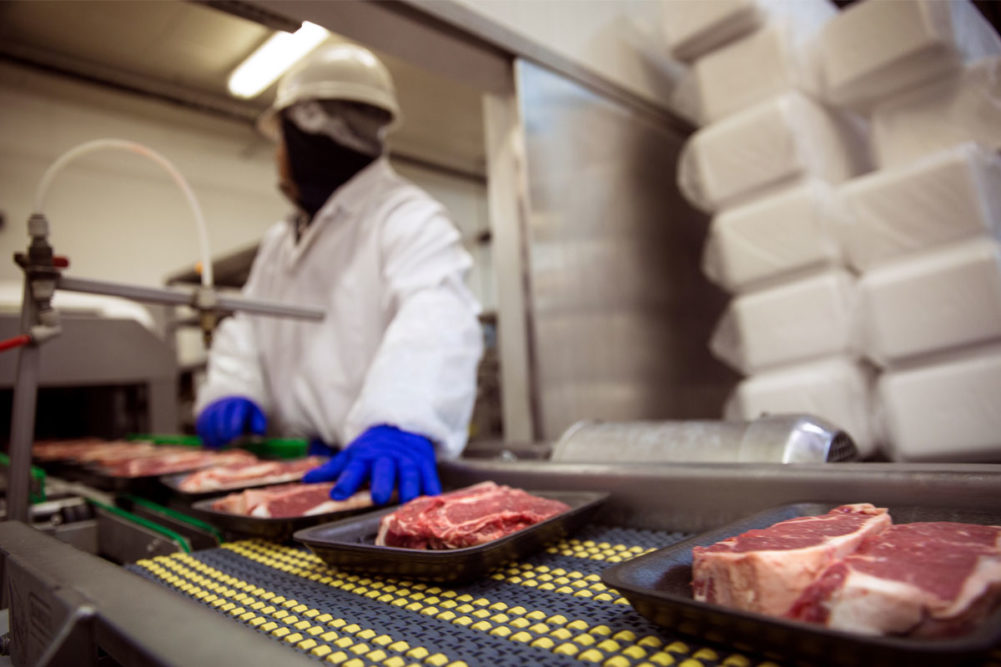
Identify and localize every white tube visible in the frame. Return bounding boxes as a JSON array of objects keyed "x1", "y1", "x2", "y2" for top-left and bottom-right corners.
[{"x1": 33, "y1": 139, "x2": 214, "y2": 287}]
